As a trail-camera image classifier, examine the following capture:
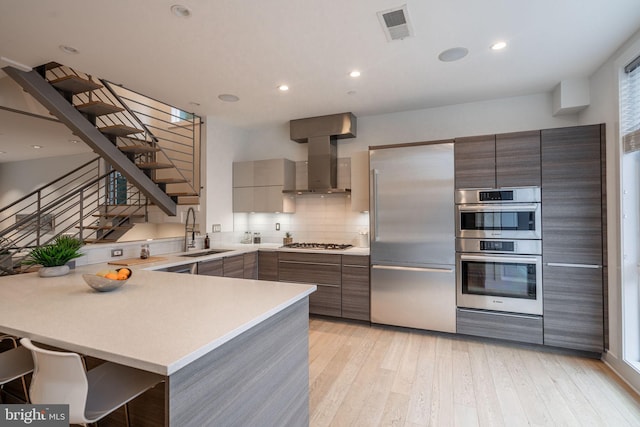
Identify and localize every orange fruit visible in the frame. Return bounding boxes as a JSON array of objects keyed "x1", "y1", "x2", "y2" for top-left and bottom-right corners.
[
  {"x1": 105, "y1": 272, "x2": 119, "y2": 280},
  {"x1": 116, "y1": 273, "x2": 128, "y2": 280},
  {"x1": 118, "y1": 268, "x2": 131, "y2": 278}
]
